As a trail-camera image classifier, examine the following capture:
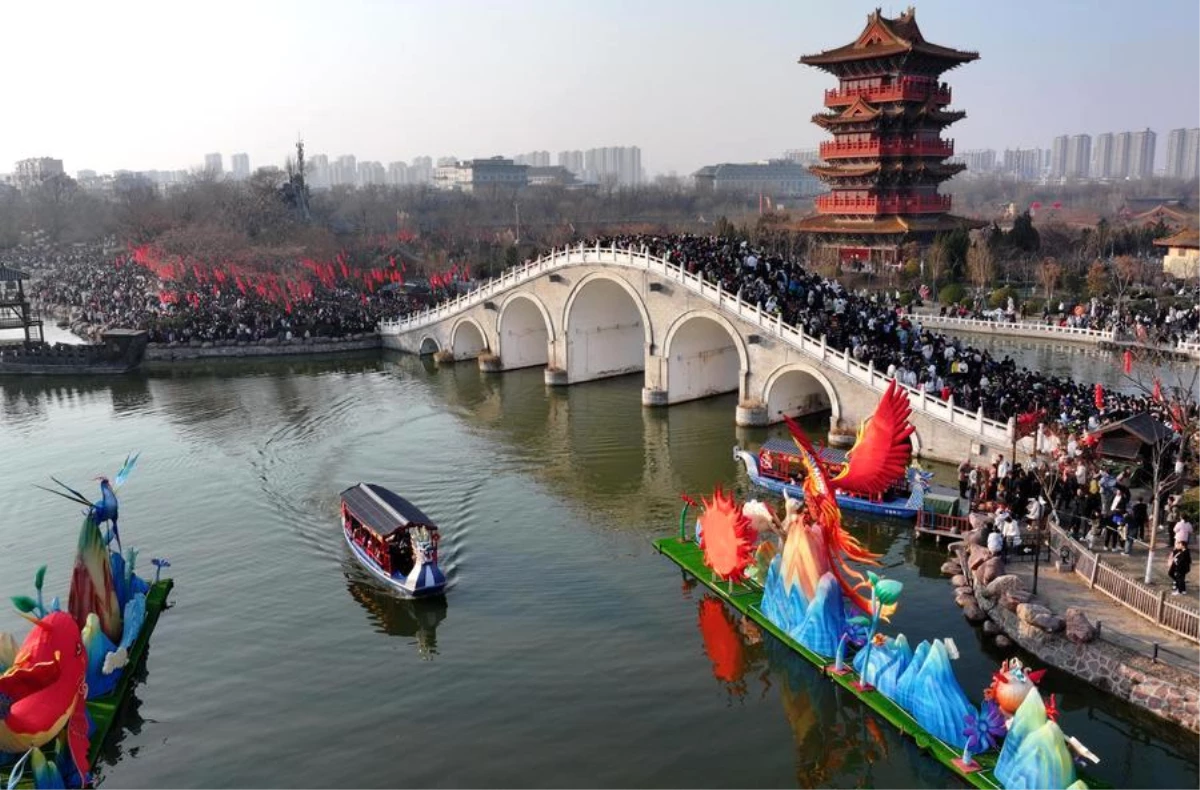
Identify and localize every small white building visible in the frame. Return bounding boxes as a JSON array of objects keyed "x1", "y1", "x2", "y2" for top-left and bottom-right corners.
[
  {"x1": 1156, "y1": 228, "x2": 1199, "y2": 280},
  {"x1": 433, "y1": 157, "x2": 528, "y2": 193}
]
